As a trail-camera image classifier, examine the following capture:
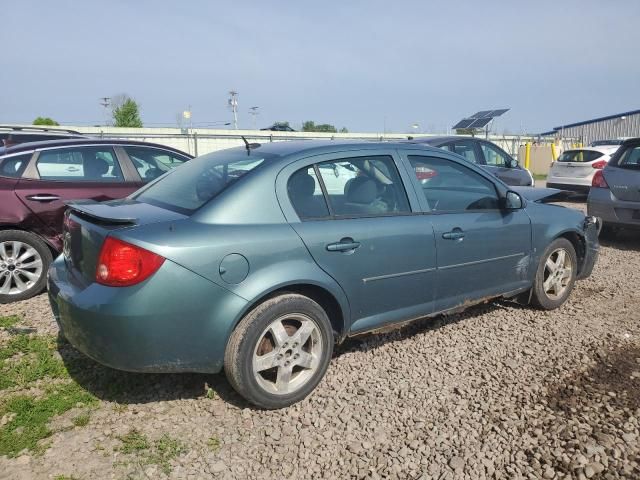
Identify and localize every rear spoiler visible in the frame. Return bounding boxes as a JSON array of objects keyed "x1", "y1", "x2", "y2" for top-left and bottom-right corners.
[{"x1": 65, "y1": 200, "x2": 137, "y2": 224}]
